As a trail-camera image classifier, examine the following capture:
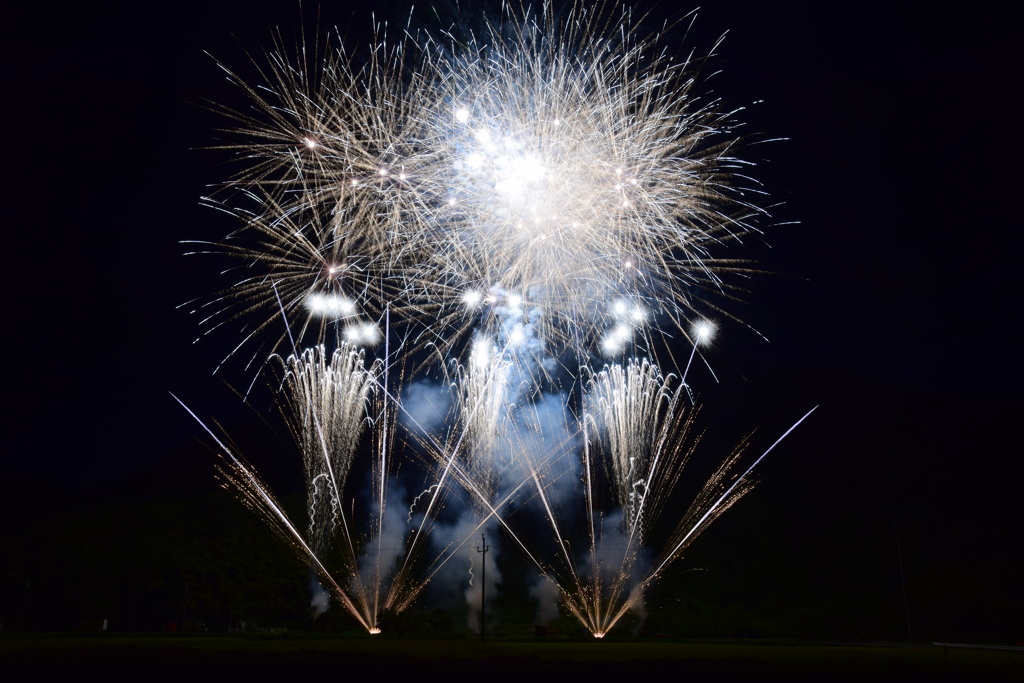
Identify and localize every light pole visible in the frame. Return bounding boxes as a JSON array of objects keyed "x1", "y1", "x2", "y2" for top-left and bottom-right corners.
[{"x1": 476, "y1": 533, "x2": 489, "y2": 643}]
